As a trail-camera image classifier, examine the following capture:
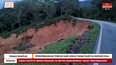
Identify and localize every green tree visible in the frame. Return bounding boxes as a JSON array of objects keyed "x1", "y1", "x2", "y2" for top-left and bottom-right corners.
[
  {"x1": 43, "y1": 1, "x2": 56, "y2": 20},
  {"x1": 62, "y1": 0, "x2": 79, "y2": 16}
]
